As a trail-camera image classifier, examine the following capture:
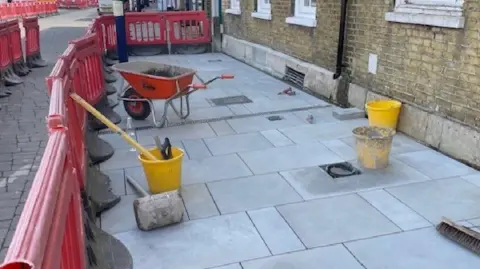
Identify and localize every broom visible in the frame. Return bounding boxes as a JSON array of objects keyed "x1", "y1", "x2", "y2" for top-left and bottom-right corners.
[{"x1": 436, "y1": 217, "x2": 480, "y2": 255}]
